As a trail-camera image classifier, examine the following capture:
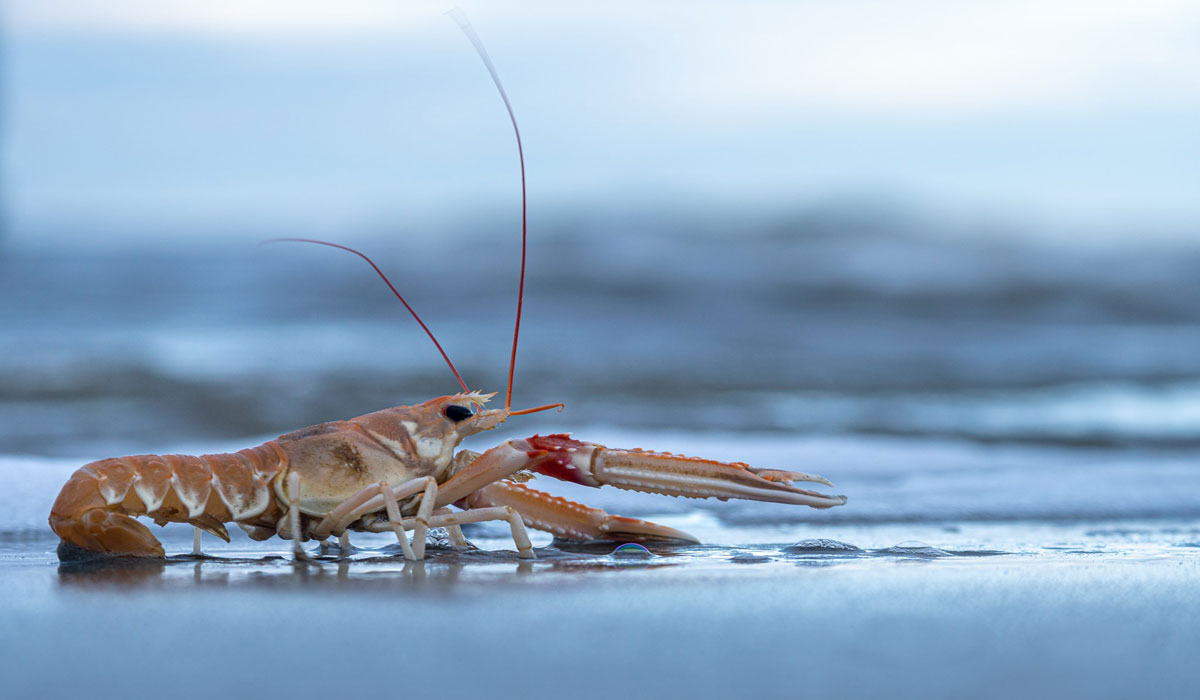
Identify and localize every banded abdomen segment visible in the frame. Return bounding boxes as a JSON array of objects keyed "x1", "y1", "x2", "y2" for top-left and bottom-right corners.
[{"x1": 49, "y1": 443, "x2": 288, "y2": 557}]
